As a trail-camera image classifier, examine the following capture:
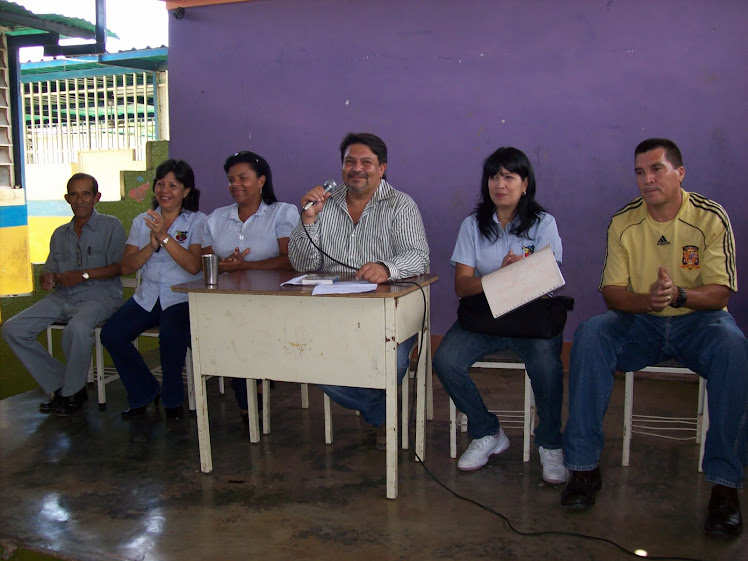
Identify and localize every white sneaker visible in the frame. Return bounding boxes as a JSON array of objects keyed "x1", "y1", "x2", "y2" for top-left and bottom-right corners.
[
  {"x1": 457, "y1": 429, "x2": 510, "y2": 471},
  {"x1": 539, "y1": 446, "x2": 569, "y2": 484}
]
